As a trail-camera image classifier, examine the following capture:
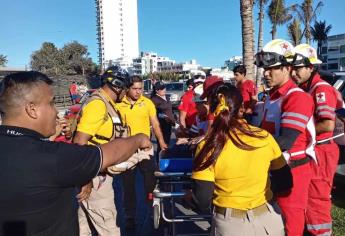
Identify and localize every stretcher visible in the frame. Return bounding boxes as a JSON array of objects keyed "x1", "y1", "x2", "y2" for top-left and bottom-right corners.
[{"x1": 152, "y1": 144, "x2": 211, "y2": 236}]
